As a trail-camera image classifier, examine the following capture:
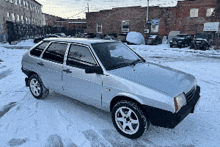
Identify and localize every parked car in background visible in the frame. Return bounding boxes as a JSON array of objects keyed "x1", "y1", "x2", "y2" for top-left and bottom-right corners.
[
  {"x1": 103, "y1": 36, "x2": 118, "y2": 40},
  {"x1": 95, "y1": 34, "x2": 106, "y2": 39},
  {"x1": 190, "y1": 33, "x2": 213, "y2": 50},
  {"x1": 117, "y1": 33, "x2": 127, "y2": 43},
  {"x1": 34, "y1": 34, "x2": 60, "y2": 43},
  {"x1": 145, "y1": 35, "x2": 162, "y2": 45},
  {"x1": 54, "y1": 33, "x2": 66, "y2": 37},
  {"x1": 83, "y1": 33, "x2": 96, "y2": 38},
  {"x1": 170, "y1": 34, "x2": 193, "y2": 48},
  {"x1": 21, "y1": 38, "x2": 200, "y2": 139}
]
